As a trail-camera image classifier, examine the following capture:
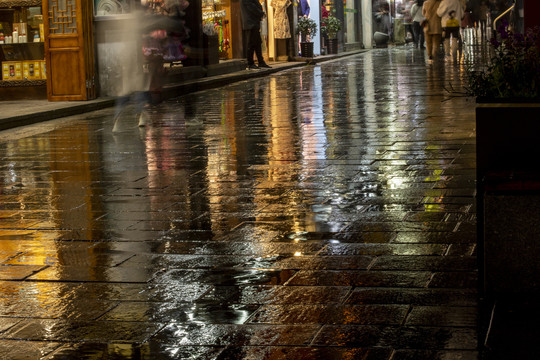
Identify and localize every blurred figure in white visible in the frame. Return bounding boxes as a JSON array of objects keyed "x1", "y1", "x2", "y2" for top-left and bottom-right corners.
[
  {"x1": 113, "y1": 0, "x2": 187, "y2": 132},
  {"x1": 437, "y1": 0, "x2": 464, "y2": 60}
]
